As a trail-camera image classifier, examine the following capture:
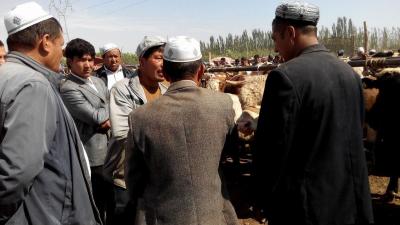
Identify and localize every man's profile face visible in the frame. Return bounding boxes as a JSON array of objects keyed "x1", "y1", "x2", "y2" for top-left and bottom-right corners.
[
  {"x1": 0, "y1": 46, "x2": 6, "y2": 65},
  {"x1": 103, "y1": 49, "x2": 121, "y2": 72},
  {"x1": 272, "y1": 24, "x2": 293, "y2": 62},
  {"x1": 69, "y1": 54, "x2": 94, "y2": 79},
  {"x1": 46, "y1": 31, "x2": 65, "y2": 72},
  {"x1": 140, "y1": 49, "x2": 164, "y2": 83}
]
